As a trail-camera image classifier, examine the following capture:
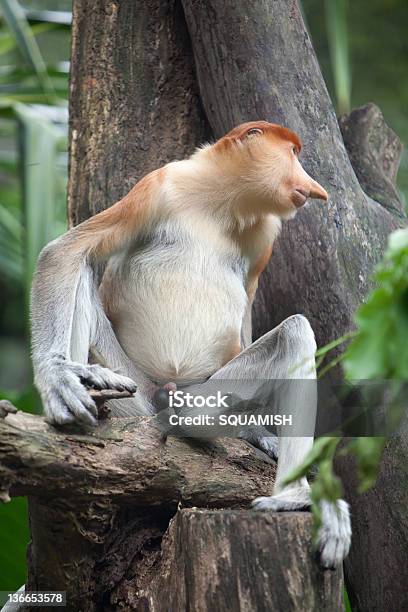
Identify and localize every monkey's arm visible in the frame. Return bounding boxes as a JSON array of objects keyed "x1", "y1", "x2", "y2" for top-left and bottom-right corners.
[
  {"x1": 241, "y1": 241, "x2": 274, "y2": 349},
  {"x1": 239, "y1": 215, "x2": 279, "y2": 349},
  {"x1": 31, "y1": 173, "x2": 161, "y2": 425}
]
